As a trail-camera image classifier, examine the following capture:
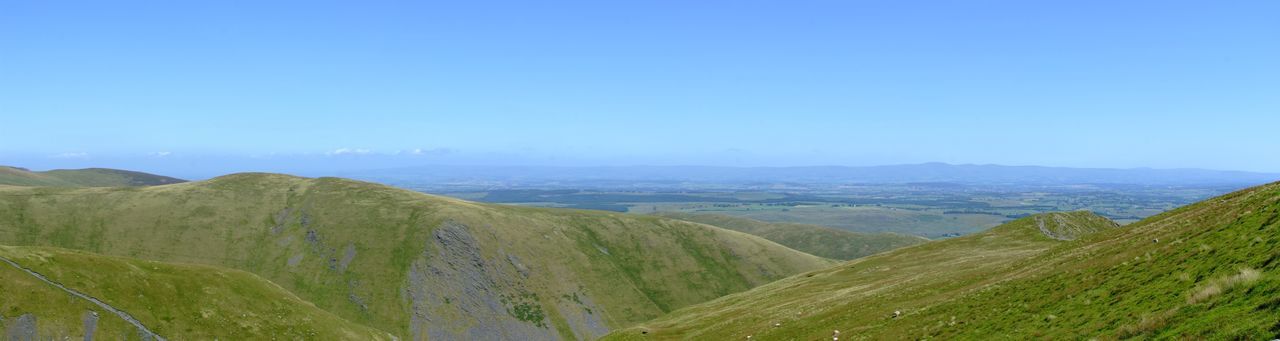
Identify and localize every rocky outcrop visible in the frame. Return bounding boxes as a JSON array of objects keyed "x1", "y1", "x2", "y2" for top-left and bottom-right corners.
[{"x1": 404, "y1": 221, "x2": 557, "y2": 340}]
